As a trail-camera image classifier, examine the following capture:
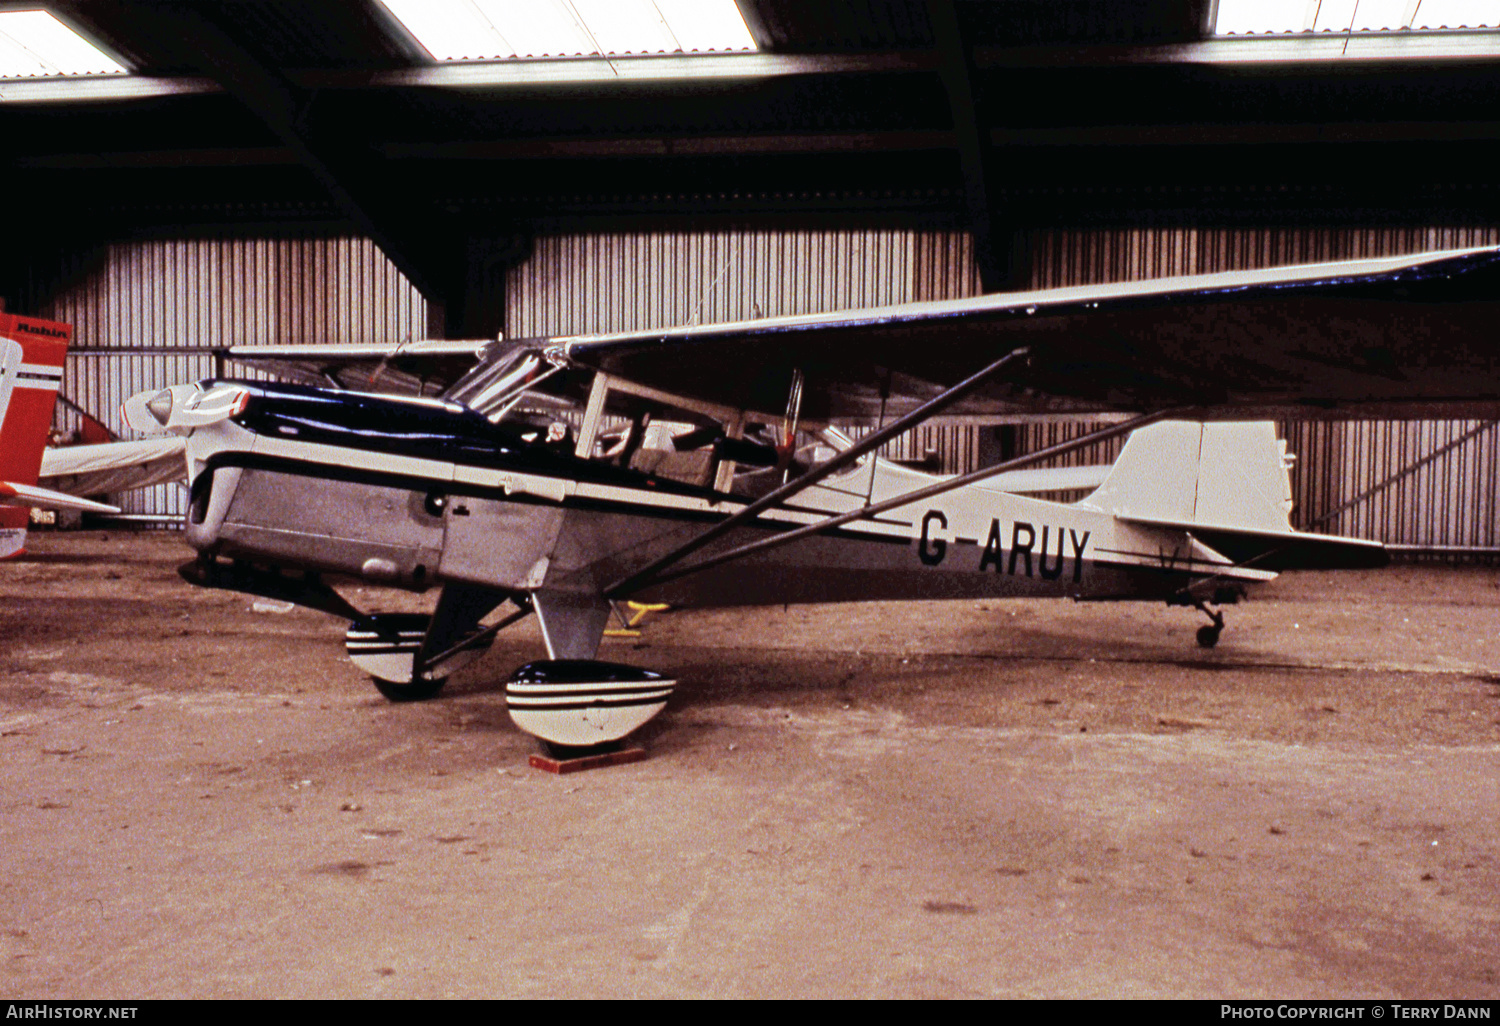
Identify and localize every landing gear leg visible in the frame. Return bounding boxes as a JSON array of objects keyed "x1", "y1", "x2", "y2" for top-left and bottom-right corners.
[
  {"x1": 350, "y1": 586, "x2": 522, "y2": 703},
  {"x1": 532, "y1": 590, "x2": 613, "y2": 660}
]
